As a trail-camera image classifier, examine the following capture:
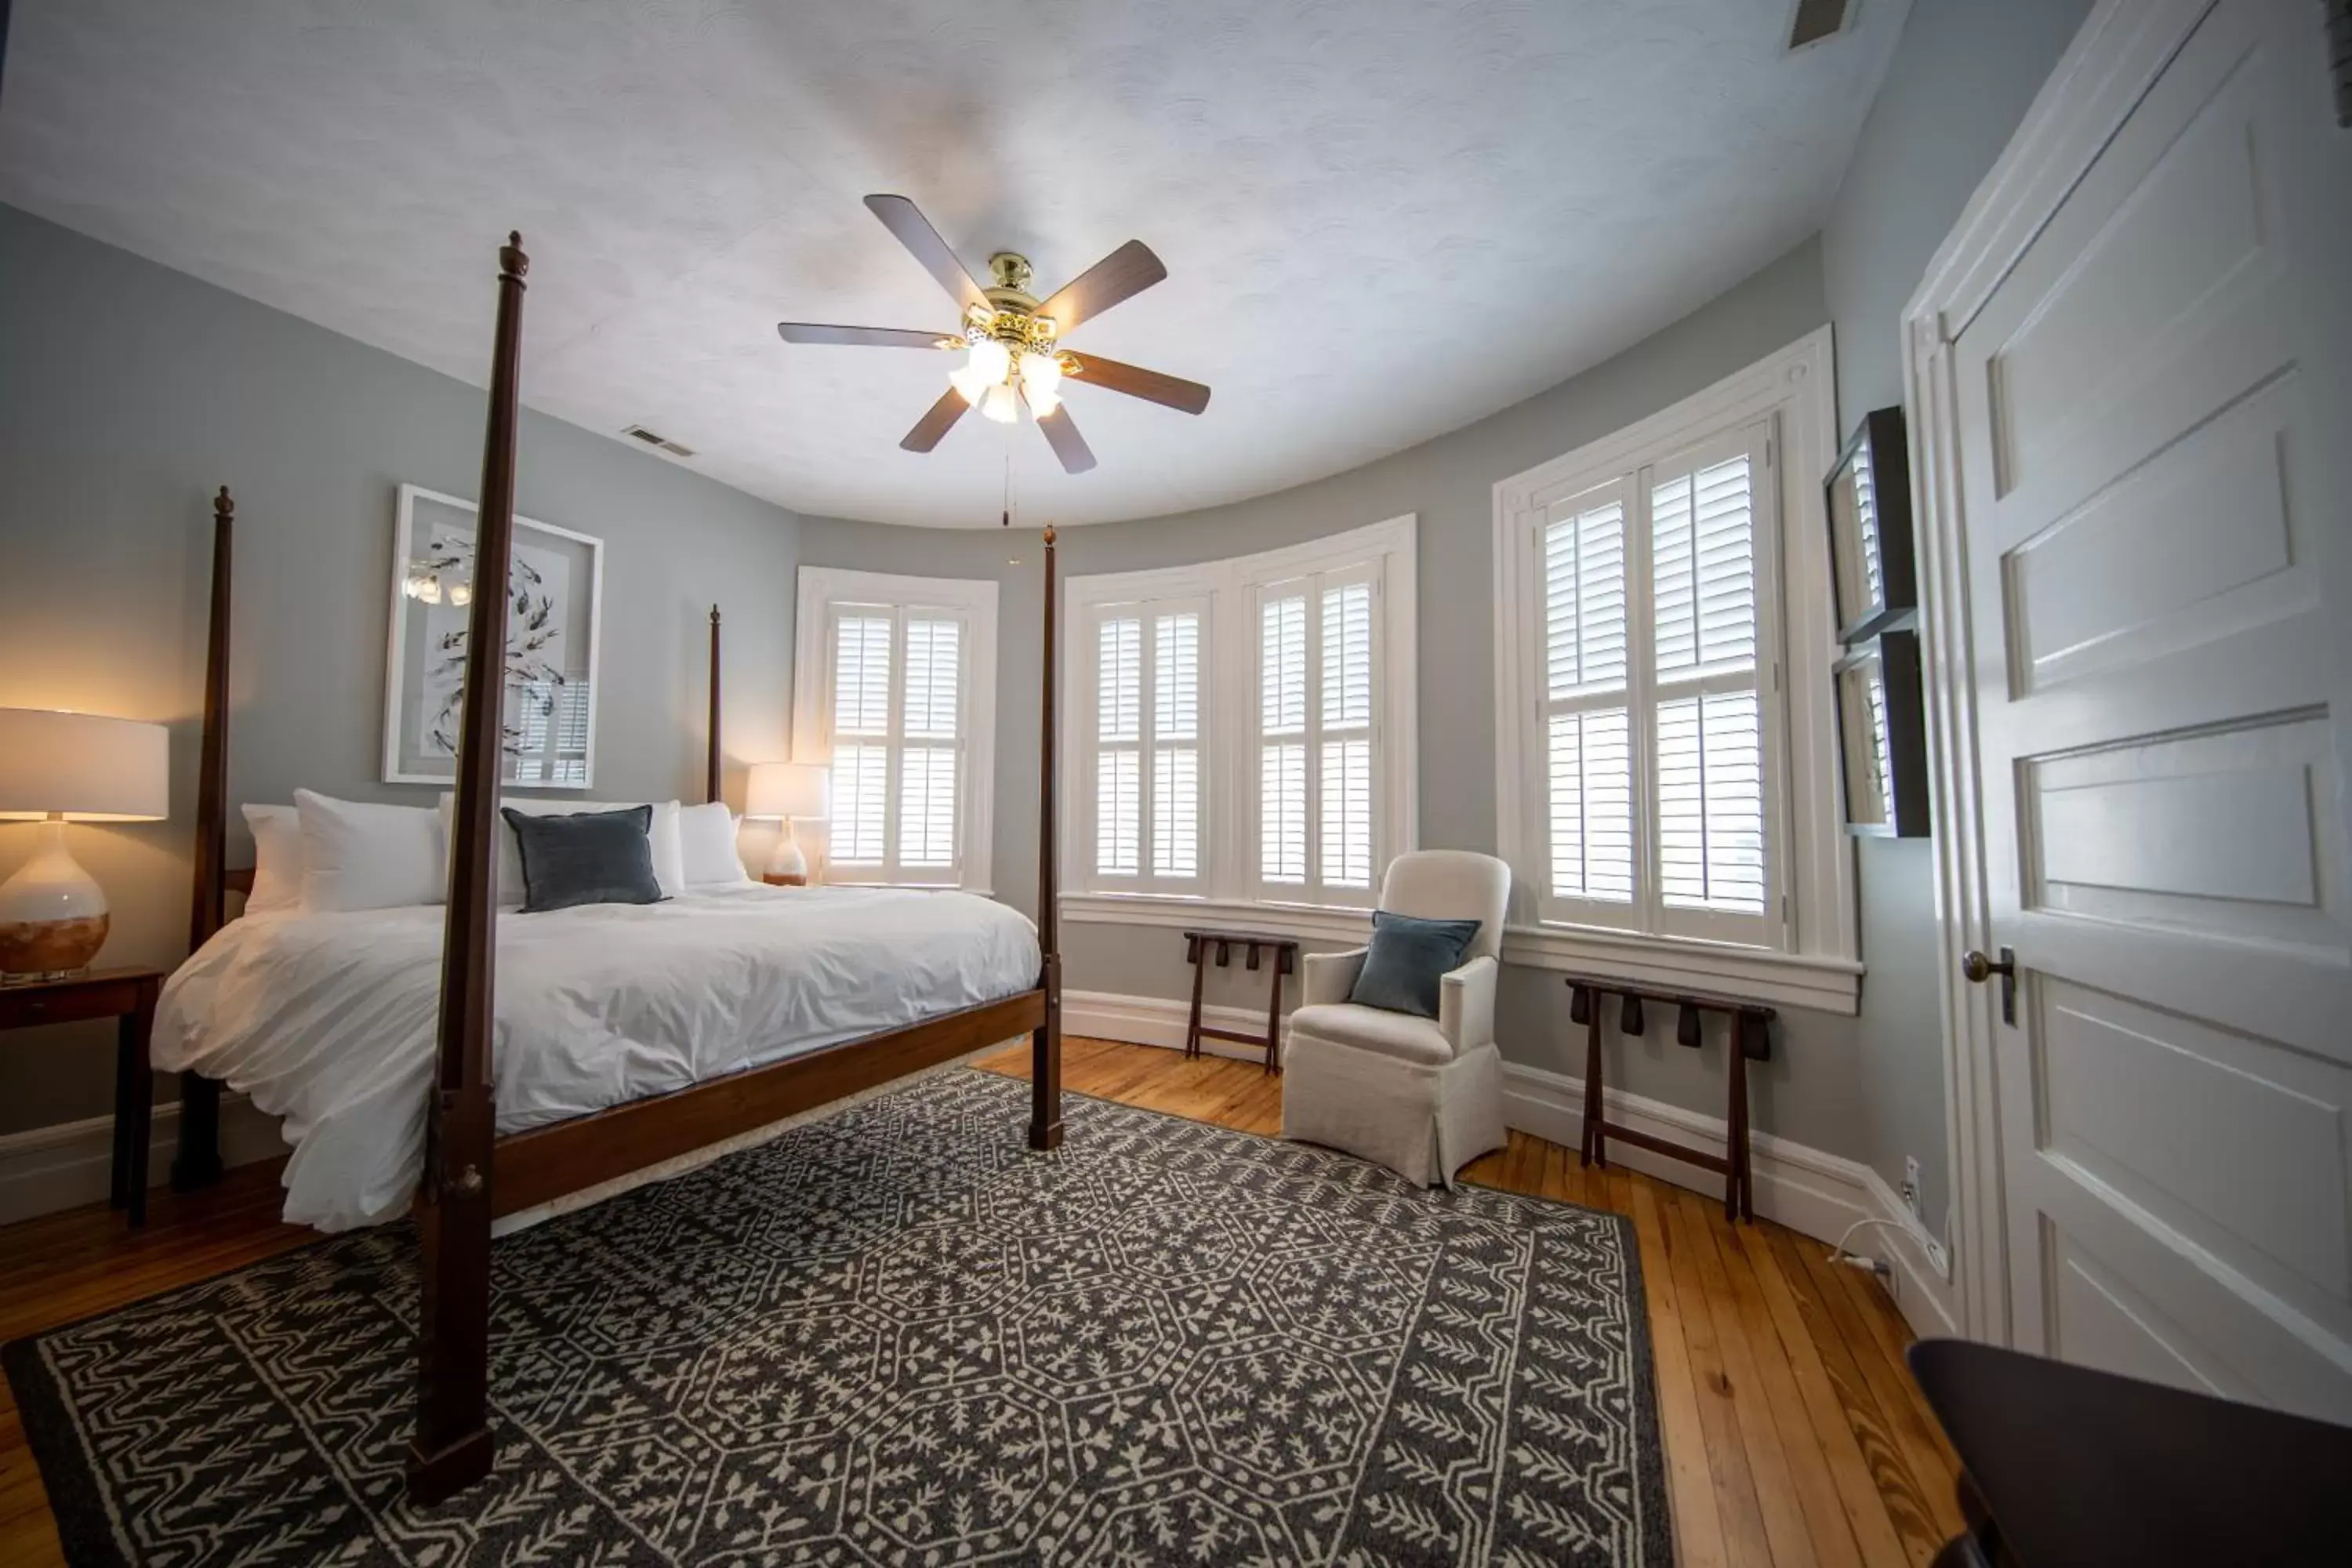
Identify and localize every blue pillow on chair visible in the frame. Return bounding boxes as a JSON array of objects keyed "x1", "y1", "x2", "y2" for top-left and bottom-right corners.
[{"x1": 1348, "y1": 910, "x2": 1483, "y2": 1019}]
